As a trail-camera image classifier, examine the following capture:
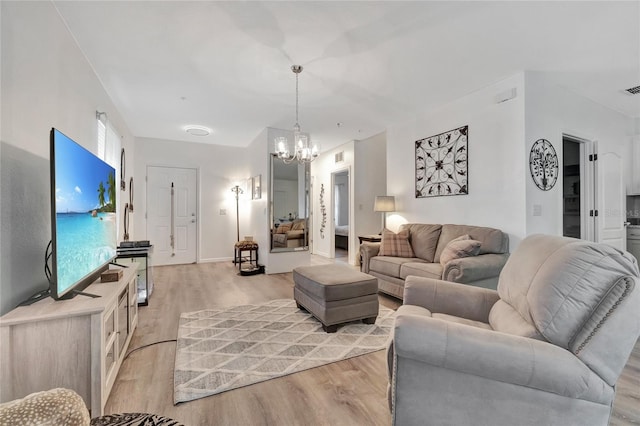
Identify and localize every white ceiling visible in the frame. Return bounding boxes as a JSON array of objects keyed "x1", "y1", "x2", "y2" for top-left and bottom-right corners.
[{"x1": 54, "y1": 1, "x2": 640, "y2": 152}]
